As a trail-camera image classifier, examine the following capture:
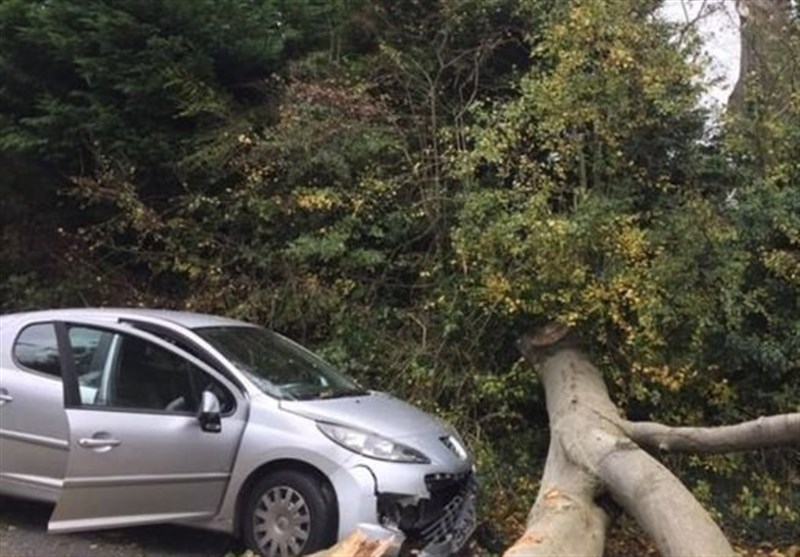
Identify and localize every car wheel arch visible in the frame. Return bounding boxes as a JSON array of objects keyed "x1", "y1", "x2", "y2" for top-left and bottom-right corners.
[{"x1": 235, "y1": 459, "x2": 339, "y2": 544}]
